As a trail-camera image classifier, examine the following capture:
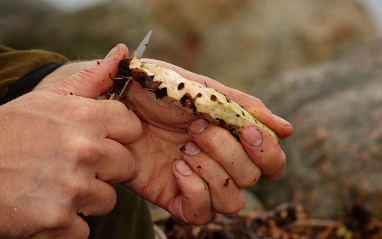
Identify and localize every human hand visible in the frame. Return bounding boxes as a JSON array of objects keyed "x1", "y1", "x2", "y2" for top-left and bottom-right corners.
[
  {"x1": 31, "y1": 43, "x2": 293, "y2": 226},
  {"x1": 0, "y1": 44, "x2": 140, "y2": 238},
  {"x1": 120, "y1": 56, "x2": 293, "y2": 224}
]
